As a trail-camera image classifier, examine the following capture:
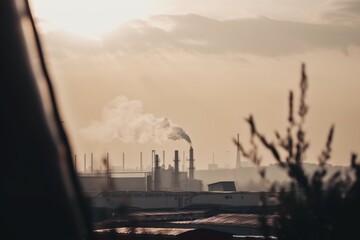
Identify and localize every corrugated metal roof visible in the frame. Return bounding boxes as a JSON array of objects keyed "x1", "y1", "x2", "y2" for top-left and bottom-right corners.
[
  {"x1": 208, "y1": 181, "x2": 236, "y2": 186},
  {"x1": 130, "y1": 210, "x2": 205, "y2": 217},
  {"x1": 172, "y1": 214, "x2": 275, "y2": 227}
]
